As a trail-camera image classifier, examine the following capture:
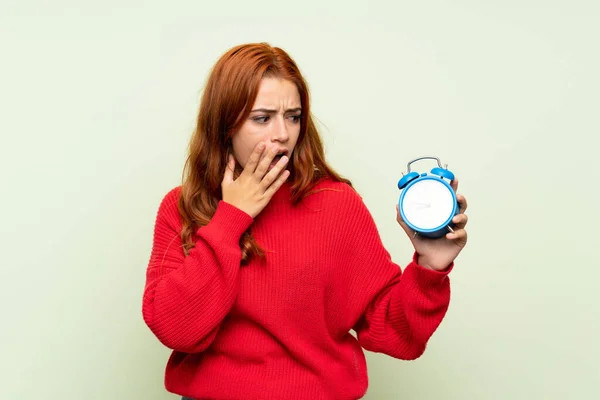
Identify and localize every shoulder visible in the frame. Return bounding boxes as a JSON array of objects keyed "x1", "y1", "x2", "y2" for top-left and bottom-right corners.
[
  {"x1": 305, "y1": 178, "x2": 371, "y2": 218},
  {"x1": 311, "y1": 177, "x2": 365, "y2": 203},
  {"x1": 305, "y1": 178, "x2": 383, "y2": 244},
  {"x1": 154, "y1": 186, "x2": 183, "y2": 225},
  {"x1": 158, "y1": 186, "x2": 182, "y2": 209}
]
